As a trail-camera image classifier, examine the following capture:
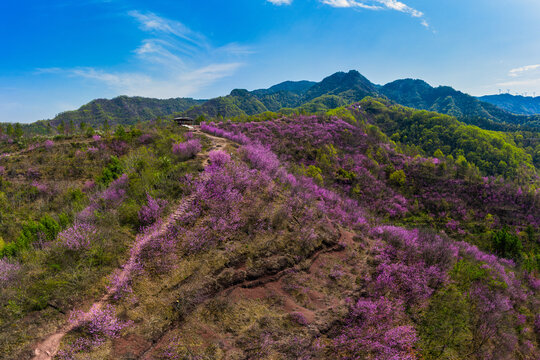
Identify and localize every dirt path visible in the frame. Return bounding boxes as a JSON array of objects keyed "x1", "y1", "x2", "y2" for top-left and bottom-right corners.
[
  {"x1": 31, "y1": 127, "x2": 230, "y2": 360},
  {"x1": 191, "y1": 127, "x2": 231, "y2": 167}
]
